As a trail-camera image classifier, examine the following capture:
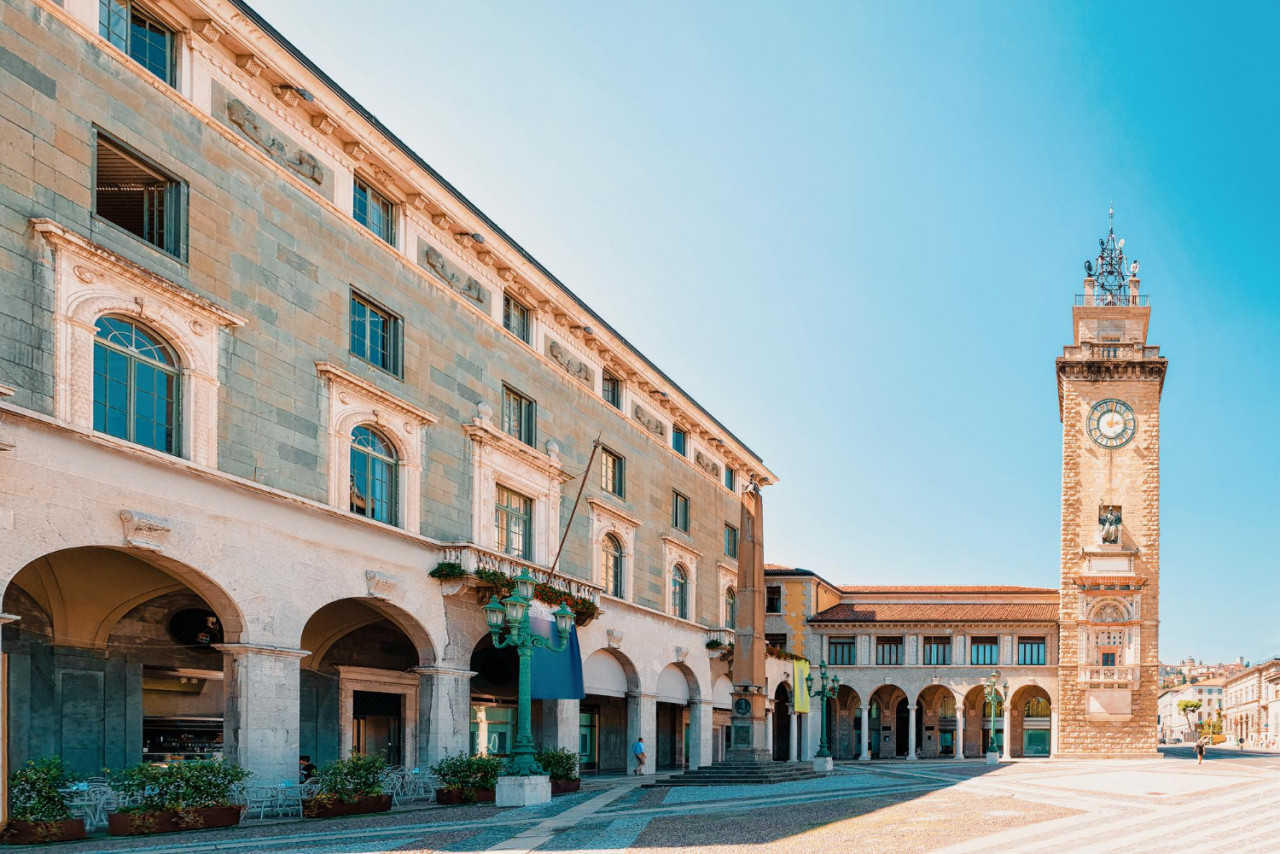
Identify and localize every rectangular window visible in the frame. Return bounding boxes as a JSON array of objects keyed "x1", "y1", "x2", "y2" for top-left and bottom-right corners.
[
  {"x1": 601, "y1": 447, "x2": 625, "y2": 498},
  {"x1": 1018, "y1": 637, "x2": 1047, "y2": 666},
  {"x1": 1100, "y1": 651, "x2": 1117, "y2": 667},
  {"x1": 671, "y1": 490, "x2": 690, "y2": 532},
  {"x1": 601, "y1": 371, "x2": 622, "y2": 409},
  {"x1": 724, "y1": 466, "x2": 736, "y2": 491},
  {"x1": 495, "y1": 486, "x2": 533, "y2": 560},
  {"x1": 502, "y1": 386, "x2": 536, "y2": 447},
  {"x1": 876, "y1": 638, "x2": 904, "y2": 666},
  {"x1": 970, "y1": 637, "x2": 1000, "y2": 666},
  {"x1": 503, "y1": 294, "x2": 530, "y2": 343},
  {"x1": 765, "y1": 633, "x2": 788, "y2": 651},
  {"x1": 923, "y1": 637, "x2": 952, "y2": 666},
  {"x1": 672, "y1": 426, "x2": 687, "y2": 456},
  {"x1": 765, "y1": 585, "x2": 782, "y2": 614},
  {"x1": 828, "y1": 639, "x2": 856, "y2": 666},
  {"x1": 349, "y1": 291, "x2": 402, "y2": 375},
  {"x1": 94, "y1": 134, "x2": 185, "y2": 258},
  {"x1": 724, "y1": 523, "x2": 739, "y2": 559},
  {"x1": 100, "y1": 0, "x2": 175, "y2": 86},
  {"x1": 353, "y1": 176, "x2": 396, "y2": 245}
]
